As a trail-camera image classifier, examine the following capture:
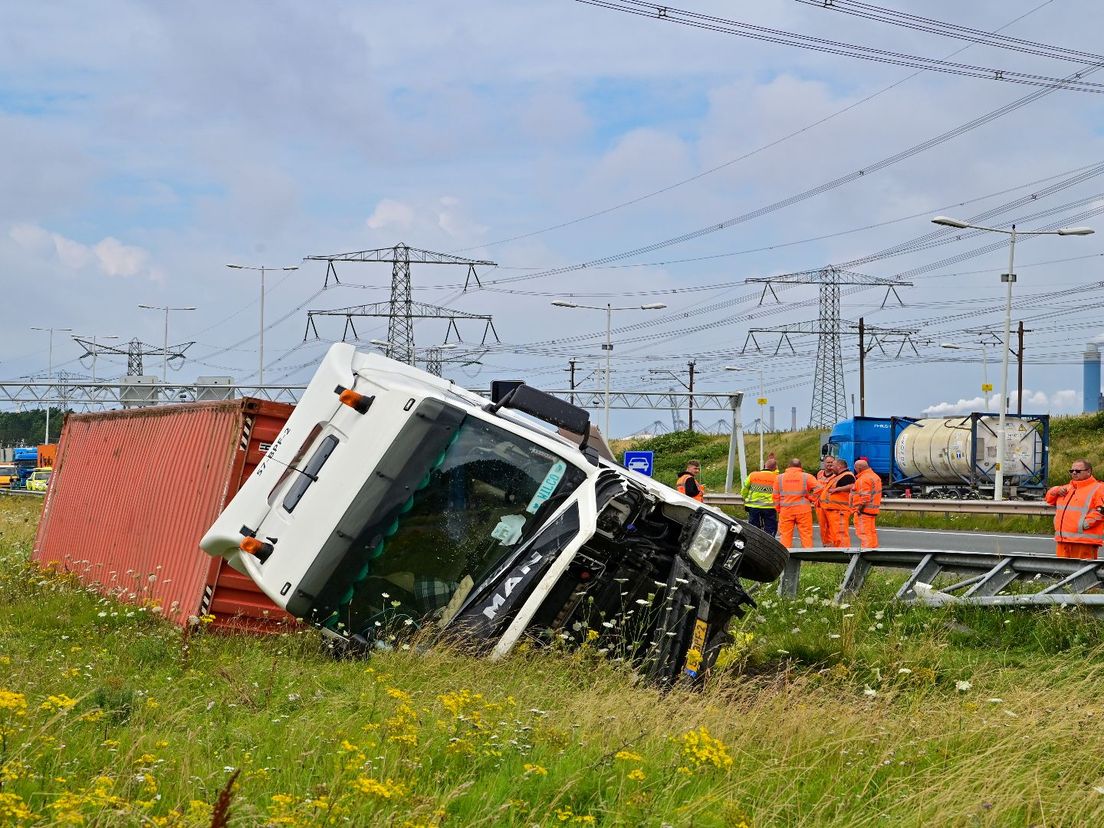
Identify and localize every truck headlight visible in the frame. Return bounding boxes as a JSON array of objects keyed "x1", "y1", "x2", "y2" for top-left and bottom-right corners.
[{"x1": 685, "y1": 513, "x2": 727, "y2": 571}]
